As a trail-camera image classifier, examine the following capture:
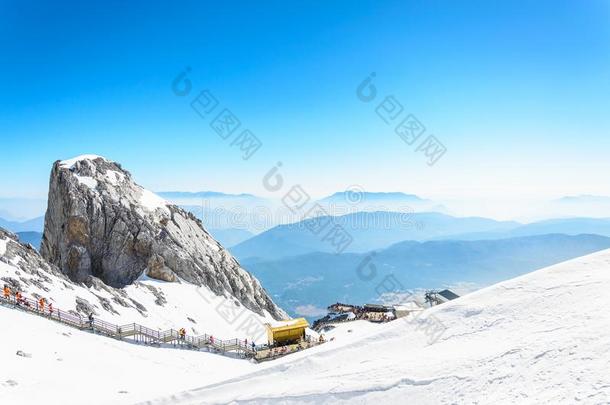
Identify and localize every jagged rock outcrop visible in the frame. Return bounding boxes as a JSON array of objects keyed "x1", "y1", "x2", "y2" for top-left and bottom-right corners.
[
  {"x1": 0, "y1": 227, "x2": 146, "y2": 317},
  {"x1": 1, "y1": 227, "x2": 63, "y2": 294},
  {"x1": 40, "y1": 155, "x2": 285, "y2": 319},
  {"x1": 146, "y1": 254, "x2": 177, "y2": 282}
]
